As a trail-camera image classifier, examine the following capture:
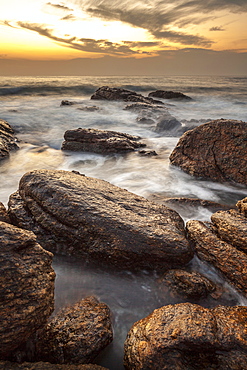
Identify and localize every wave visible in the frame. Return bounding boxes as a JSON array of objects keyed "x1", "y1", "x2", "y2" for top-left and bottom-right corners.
[{"x1": 0, "y1": 84, "x2": 97, "y2": 97}]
